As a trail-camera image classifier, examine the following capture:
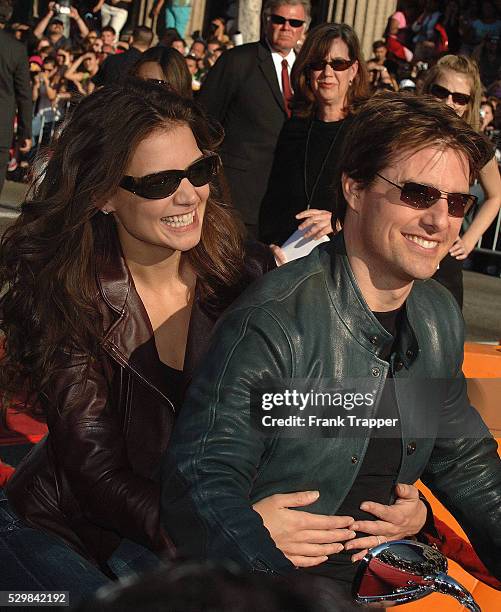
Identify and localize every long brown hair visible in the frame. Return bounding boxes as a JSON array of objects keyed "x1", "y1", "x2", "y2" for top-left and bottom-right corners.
[
  {"x1": 420, "y1": 55, "x2": 482, "y2": 132},
  {"x1": 291, "y1": 23, "x2": 370, "y2": 119},
  {"x1": 0, "y1": 79, "x2": 246, "y2": 395},
  {"x1": 131, "y1": 47, "x2": 193, "y2": 99}
]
